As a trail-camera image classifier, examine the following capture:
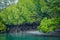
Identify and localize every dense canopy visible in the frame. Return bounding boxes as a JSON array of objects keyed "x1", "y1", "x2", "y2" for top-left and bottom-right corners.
[
  {"x1": 0, "y1": 0, "x2": 60, "y2": 33},
  {"x1": 38, "y1": 0, "x2": 60, "y2": 33}
]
